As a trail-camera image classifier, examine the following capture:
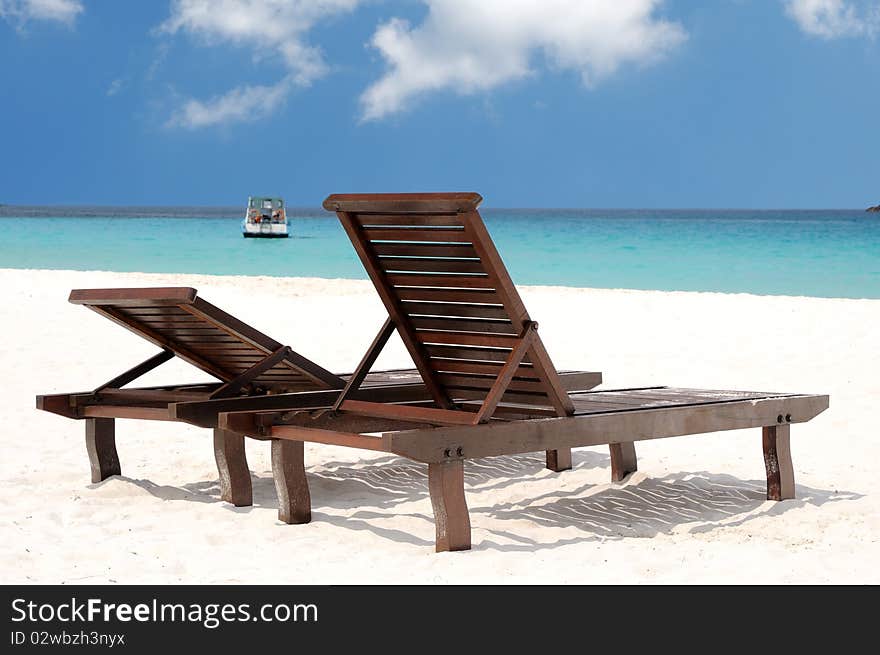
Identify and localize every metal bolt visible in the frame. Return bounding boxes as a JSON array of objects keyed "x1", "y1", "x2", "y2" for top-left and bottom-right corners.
[
  {"x1": 456, "y1": 447, "x2": 464, "y2": 457},
  {"x1": 777, "y1": 414, "x2": 784, "y2": 424},
  {"x1": 444, "y1": 448, "x2": 452, "y2": 458},
  {"x1": 785, "y1": 414, "x2": 792, "y2": 422}
]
